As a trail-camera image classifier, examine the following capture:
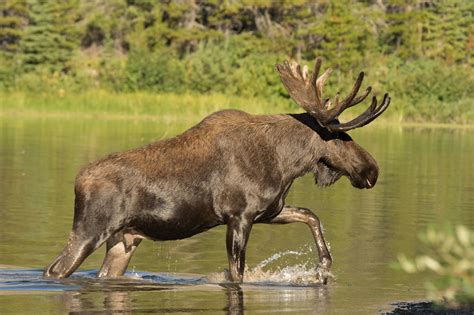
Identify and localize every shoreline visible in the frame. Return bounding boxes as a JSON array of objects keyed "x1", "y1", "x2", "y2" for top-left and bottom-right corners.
[
  {"x1": 1, "y1": 109, "x2": 473, "y2": 129},
  {"x1": 1, "y1": 90, "x2": 473, "y2": 127}
]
